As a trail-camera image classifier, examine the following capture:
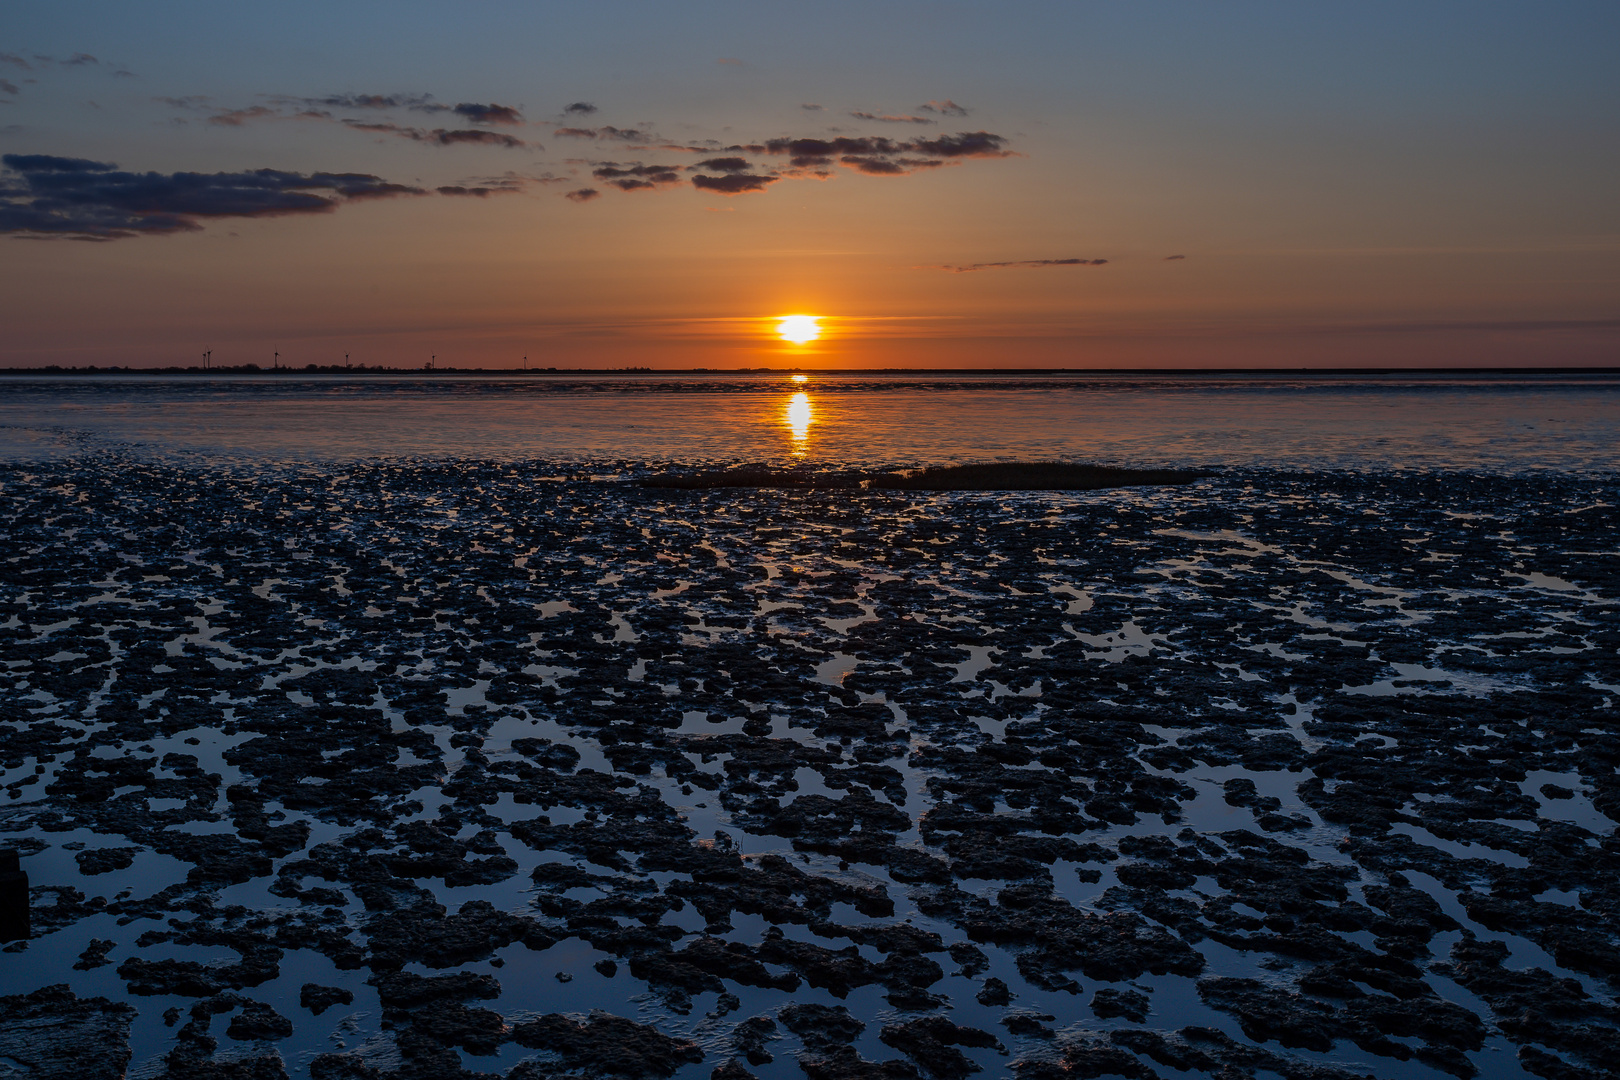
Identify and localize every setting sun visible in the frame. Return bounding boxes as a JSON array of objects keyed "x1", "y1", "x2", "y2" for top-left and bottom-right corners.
[{"x1": 776, "y1": 315, "x2": 821, "y2": 345}]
